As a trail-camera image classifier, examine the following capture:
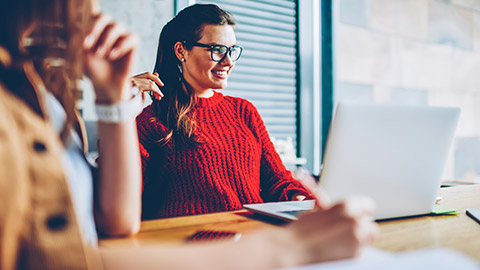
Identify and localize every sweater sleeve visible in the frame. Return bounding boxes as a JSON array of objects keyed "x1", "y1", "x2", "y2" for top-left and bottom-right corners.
[
  {"x1": 136, "y1": 105, "x2": 168, "y2": 190},
  {"x1": 242, "y1": 101, "x2": 311, "y2": 201},
  {"x1": 138, "y1": 142, "x2": 149, "y2": 191}
]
